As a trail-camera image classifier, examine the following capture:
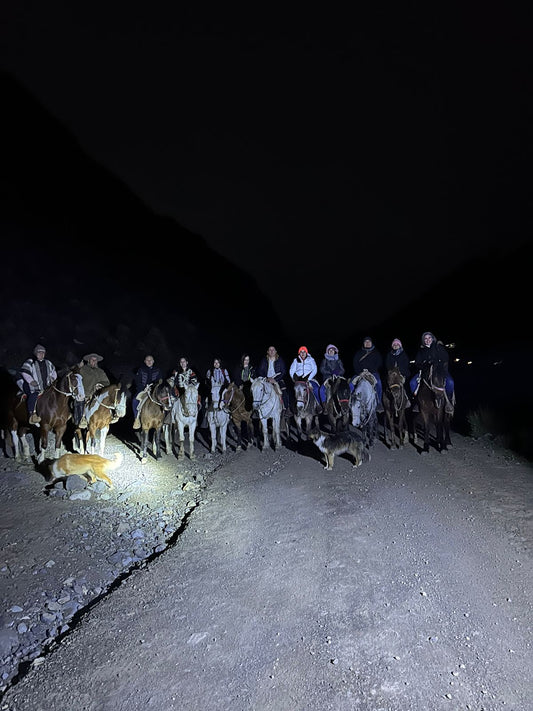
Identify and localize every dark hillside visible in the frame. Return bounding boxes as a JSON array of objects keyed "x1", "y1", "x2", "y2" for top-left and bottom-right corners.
[{"x1": 0, "y1": 71, "x2": 283, "y2": 376}]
